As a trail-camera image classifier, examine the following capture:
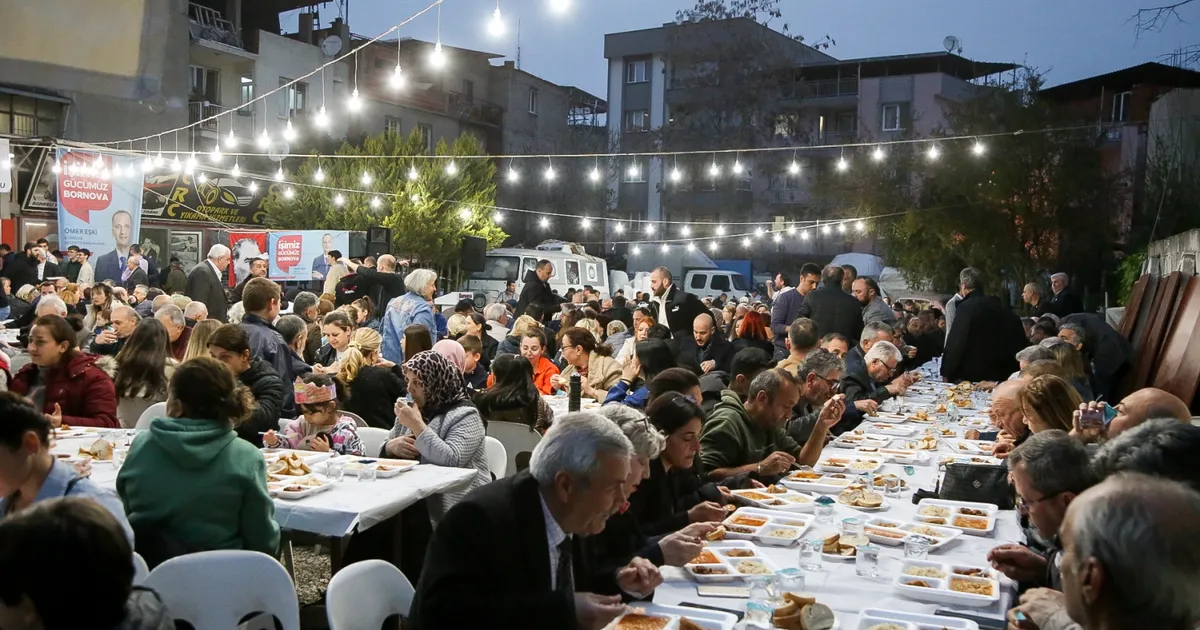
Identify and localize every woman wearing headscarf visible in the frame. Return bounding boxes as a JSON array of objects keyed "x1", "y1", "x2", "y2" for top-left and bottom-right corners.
[{"x1": 382, "y1": 350, "x2": 489, "y2": 521}]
